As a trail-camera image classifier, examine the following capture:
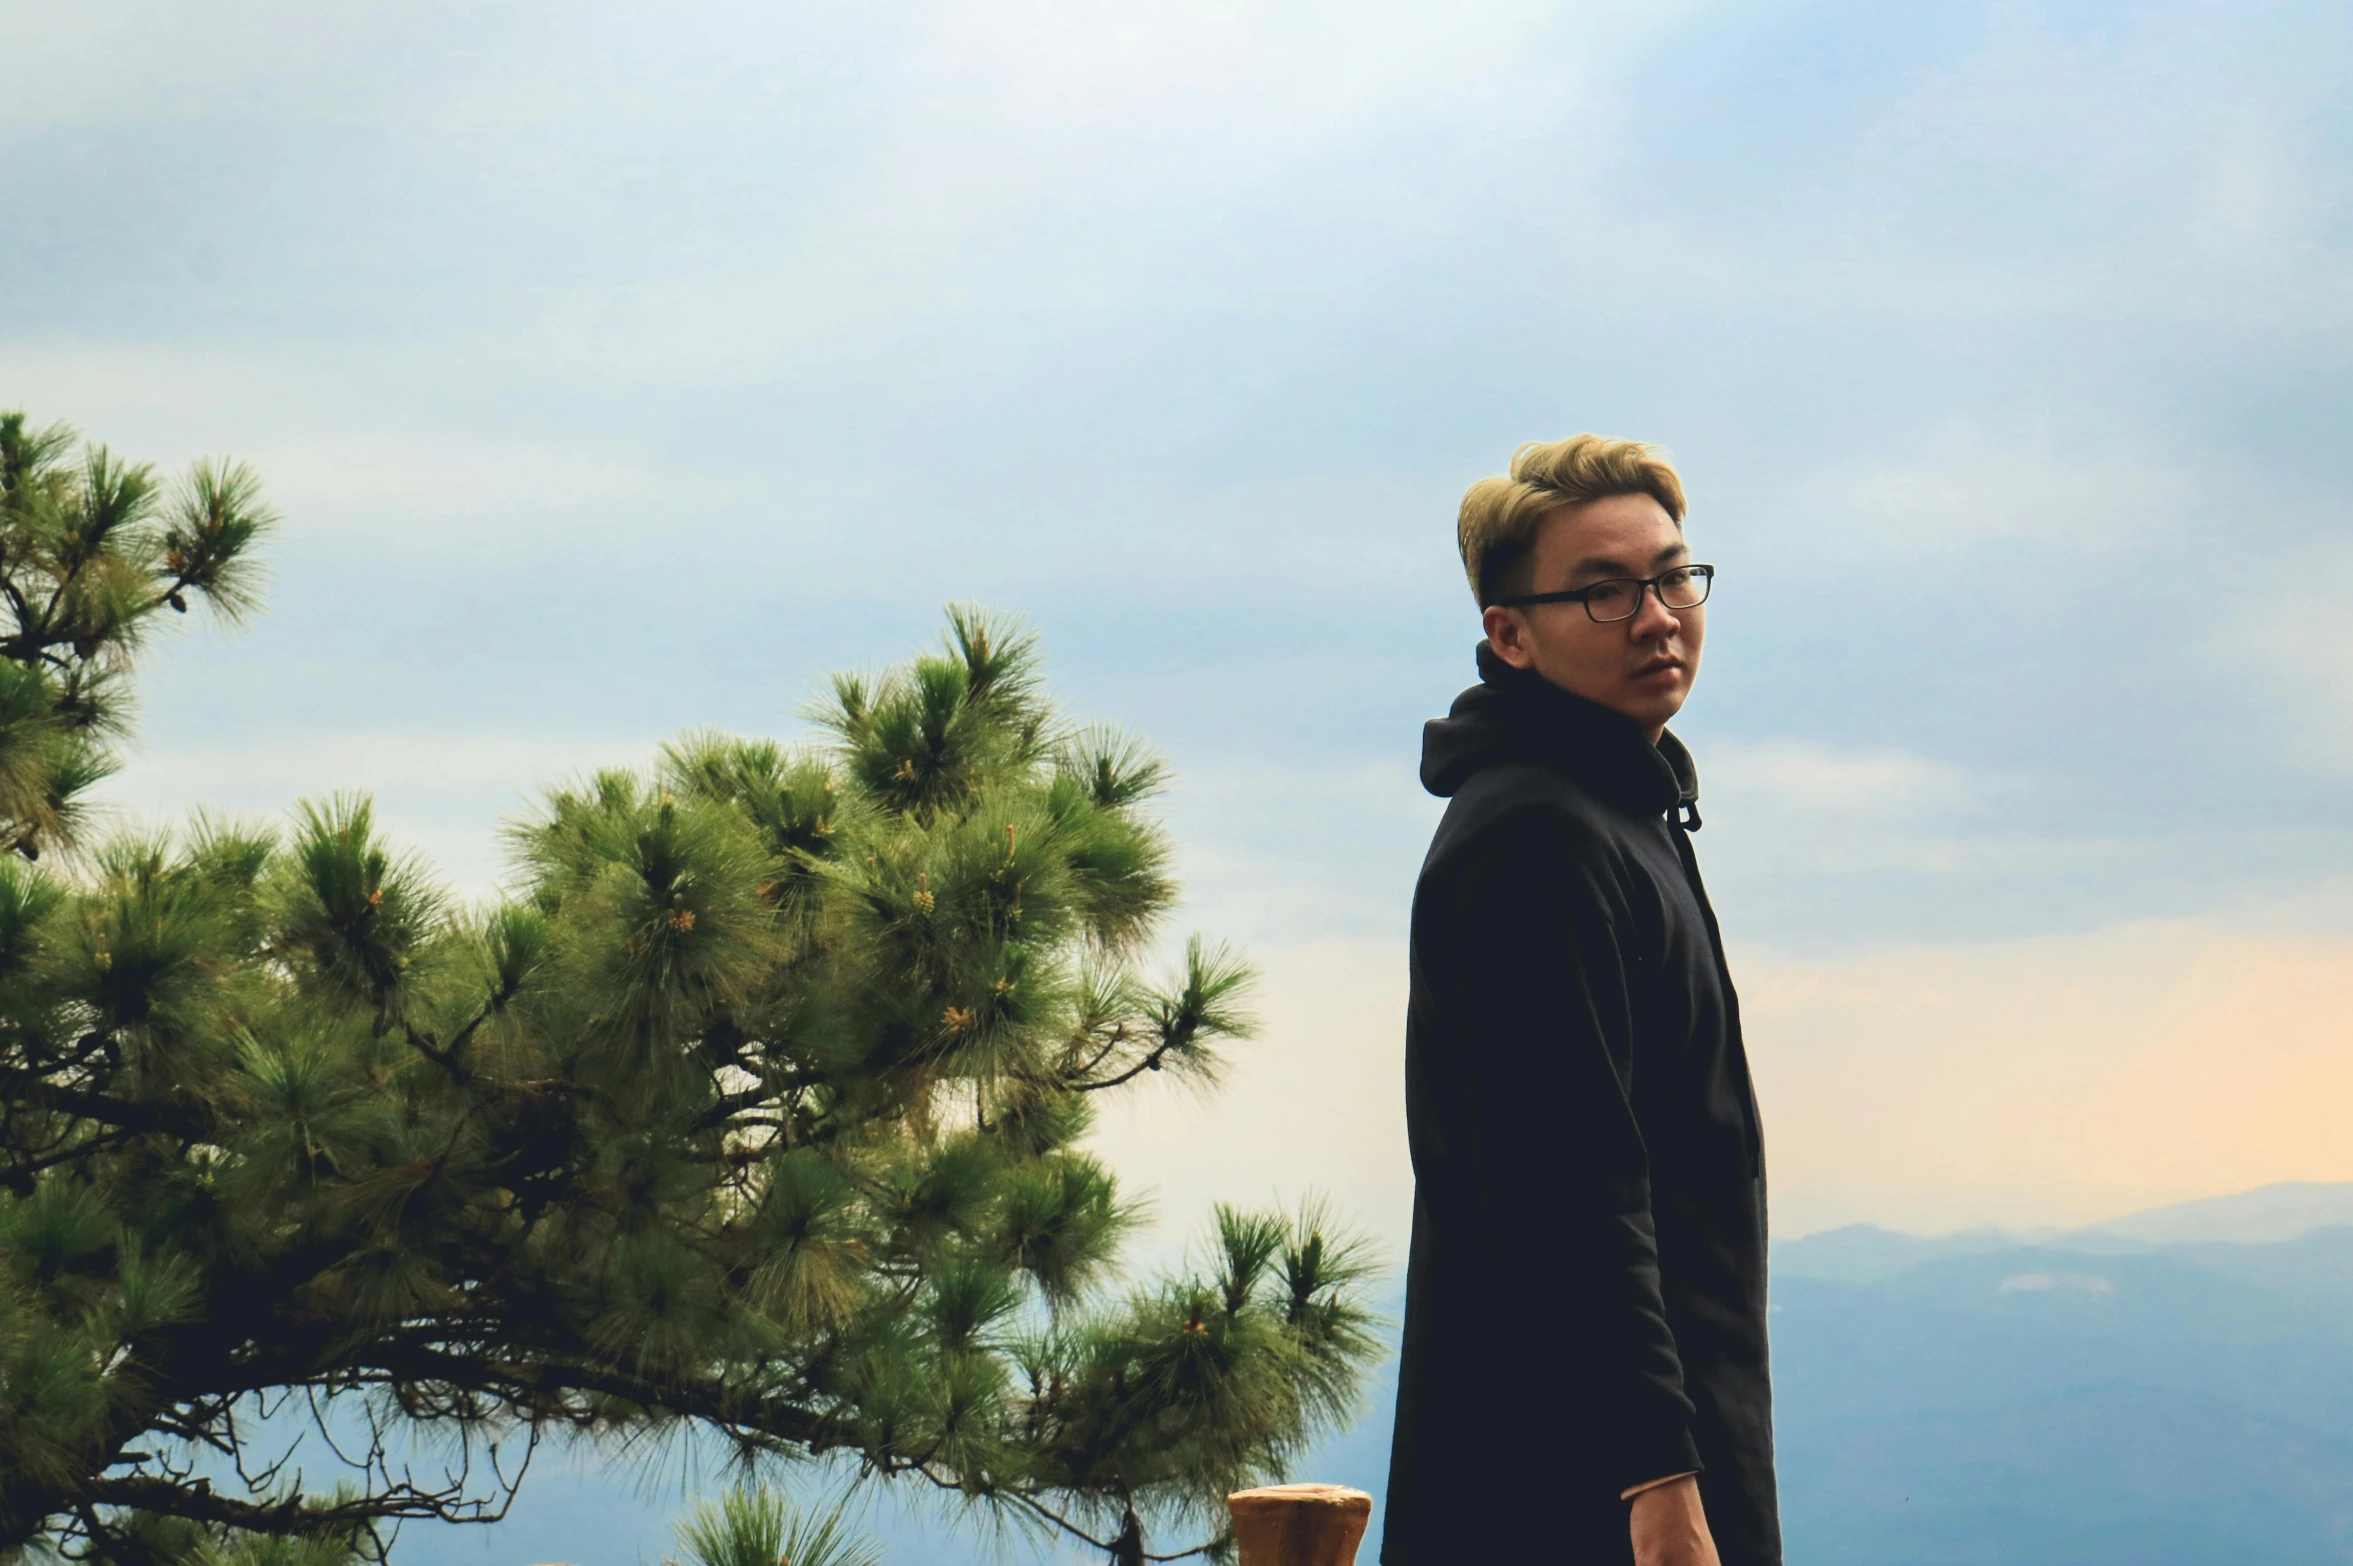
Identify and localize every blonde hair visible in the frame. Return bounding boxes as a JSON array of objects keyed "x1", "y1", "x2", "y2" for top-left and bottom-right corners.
[{"x1": 1457, "y1": 434, "x2": 1687, "y2": 607}]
